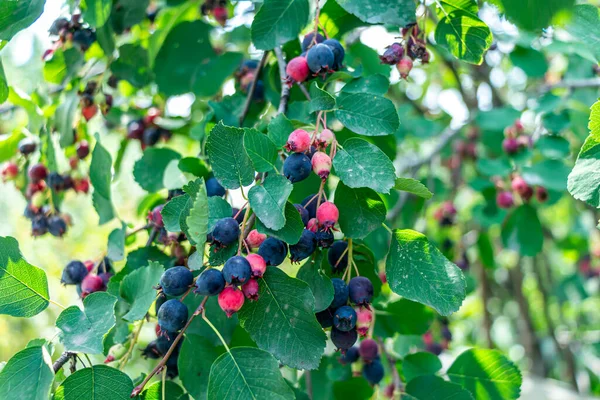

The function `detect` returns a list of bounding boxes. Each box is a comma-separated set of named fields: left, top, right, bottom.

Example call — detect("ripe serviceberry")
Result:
left=503, top=137, right=519, bottom=154
left=48, top=216, right=67, bottom=237
left=359, top=338, right=379, bottom=362
left=307, top=43, right=335, bottom=73
left=246, top=229, right=267, bottom=249
left=222, top=256, right=252, bottom=285
left=206, top=177, right=226, bottom=197
left=76, top=140, right=90, bottom=159
left=340, top=346, right=360, bottom=364
left=348, top=276, right=374, bottom=305
left=380, top=43, right=404, bottom=65
left=142, top=127, right=162, bottom=146
left=302, top=32, right=325, bottom=51
left=283, top=153, right=312, bottom=183
left=211, top=217, right=240, bottom=247
left=258, top=237, right=288, bottom=266
left=127, top=120, right=145, bottom=140
left=195, top=268, right=226, bottom=296
left=241, top=278, right=260, bottom=301
left=155, top=293, right=167, bottom=315
left=61, top=261, right=88, bottom=285
left=317, top=128, right=334, bottom=148
left=293, top=204, right=310, bottom=226
left=74, top=178, right=90, bottom=193
left=333, top=305, right=357, bottom=332
left=81, top=104, right=98, bottom=121
left=31, top=216, right=49, bottom=236
left=286, top=56, right=310, bottom=83
left=315, top=228, right=334, bottom=248
left=355, top=306, right=373, bottom=336
left=218, top=286, right=245, bottom=317
left=157, top=299, right=188, bottom=332
left=511, top=176, right=530, bottom=196
left=362, top=359, right=384, bottom=385
left=323, top=39, right=345, bottom=70
left=311, top=151, right=332, bottom=180
left=328, top=241, right=348, bottom=273
left=316, top=201, right=339, bottom=229
left=496, top=191, right=514, bottom=209
left=426, top=342, right=443, bottom=355
left=331, top=278, right=349, bottom=309
left=307, top=218, right=319, bottom=233
left=441, top=325, right=453, bottom=341
left=148, top=204, right=164, bottom=228
left=301, top=194, right=318, bottom=219
left=285, top=129, right=311, bottom=153
left=2, top=162, right=18, bottom=181
left=160, top=266, right=193, bottom=296
left=290, top=229, right=317, bottom=262
left=246, top=253, right=267, bottom=278
left=212, top=6, right=228, bottom=25
left=397, top=58, right=413, bottom=79
left=536, top=186, right=548, bottom=203
left=316, top=308, right=334, bottom=328
left=28, top=163, right=48, bottom=183
left=80, top=274, right=106, bottom=298
left=331, top=327, right=358, bottom=351
left=18, top=138, right=37, bottom=155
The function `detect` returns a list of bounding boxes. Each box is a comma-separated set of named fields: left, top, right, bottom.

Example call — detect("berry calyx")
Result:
left=195, top=268, right=226, bottom=296
left=315, top=228, right=334, bottom=248
left=246, top=253, right=267, bottom=278
left=241, top=278, right=260, bottom=301
left=246, top=229, right=267, bottom=249
left=160, top=266, right=193, bottom=296
left=222, top=256, right=252, bottom=285
left=348, top=276, right=374, bottom=306
left=286, top=56, right=310, bottom=83
left=311, top=151, right=332, bottom=180
left=333, top=305, right=357, bottom=332
left=285, top=129, right=311, bottom=153
left=397, top=58, right=413, bottom=79
left=218, top=286, right=245, bottom=317
left=148, top=204, right=164, bottom=228
left=316, top=201, right=339, bottom=229
left=157, top=299, right=188, bottom=332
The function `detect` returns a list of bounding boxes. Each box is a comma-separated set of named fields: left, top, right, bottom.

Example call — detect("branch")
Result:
left=376, top=338, right=402, bottom=394
left=541, top=77, right=600, bottom=92
left=239, top=51, right=270, bottom=126
left=53, top=351, right=76, bottom=373
left=274, top=47, right=290, bottom=115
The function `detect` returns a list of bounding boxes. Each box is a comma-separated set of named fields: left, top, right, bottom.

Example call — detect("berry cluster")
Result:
left=422, top=319, right=453, bottom=355
left=496, top=174, right=548, bottom=209
left=379, top=24, right=430, bottom=79
left=339, top=339, right=384, bottom=385
left=201, top=0, right=228, bottom=26
left=60, top=258, right=112, bottom=298
left=78, top=81, right=113, bottom=122
left=126, top=107, right=172, bottom=149
left=46, top=14, right=96, bottom=55
left=237, top=60, right=264, bottom=101
left=285, top=33, right=345, bottom=83
left=447, top=127, right=479, bottom=169
left=502, top=119, right=531, bottom=155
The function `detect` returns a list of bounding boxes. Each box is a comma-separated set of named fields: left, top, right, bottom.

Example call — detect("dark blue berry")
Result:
left=155, top=331, right=179, bottom=355
left=166, top=351, right=179, bottom=378
left=195, top=268, right=226, bottom=296
left=155, top=292, right=167, bottom=314
left=24, top=203, right=39, bottom=219
left=18, top=138, right=37, bottom=155
left=340, top=346, right=359, bottom=364
left=331, top=327, right=358, bottom=351
left=294, top=204, right=310, bottom=226
left=316, top=308, right=334, bottom=328
left=31, top=216, right=48, bottom=237
left=306, top=43, right=334, bottom=74
left=330, top=278, right=349, bottom=309
left=283, top=153, right=312, bottom=183
left=258, top=237, right=288, bottom=266
left=301, top=194, right=318, bottom=219
left=72, top=28, right=96, bottom=51
left=141, top=341, right=161, bottom=359
left=157, top=299, right=188, bottom=332
left=211, top=217, right=240, bottom=247
left=315, top=228, right=334, bottom=248
left=160, top=266, right=193, bottom=296
left=289, top=229, right=317, bottom=262
left=302, top=32, right=325, bottom=52
left=143, top=127, right=162, bottom=146
left=253, top=80, right=265, bottom=100
left=61, top=261, right=88, bottom=285
left=206, top=177, right=226, bottom=197
left=241, top=59, right=259, bottom=73
left=222, top=256, right=252, bottom=285
left=323, top=39, right=345, bottom=70
left=48, top=216, right=67, bottom=237
left=328, top=241, right=348, bottom=273
left=348, top=276, right=373, bottom=305
left=362, top=359, right=384, bottom=384
left=426, top=342, right=443, bottom=355
left=441, top=326, right=452, bottom=341
left=333, top=305, right=357, bottom=332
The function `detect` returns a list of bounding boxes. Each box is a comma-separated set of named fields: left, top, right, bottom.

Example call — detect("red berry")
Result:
left=77, top=140, right=90, bottom=159
left=536, top=186, right=548, bottom=203
left=81, top=274, right=106, bottom=298
left=496, top=191, right=514, bottom=209
left=358, top=338, right=379, bottom=362
left=74, top=178, right=90, bottom=193
left=286, top=56, right=310, bottom=83
left=241, top=278, right=260, bottom=301
left=144, top=107, right=161, bottom=125
left=212, top=6, right=228, bottom=26
left=218, top=287, right=245, bottom=317
left=246, top=229, right=267, bottom=249
left=148, top=204, right=164, bottom=228
left=246, top=254, right=267, bottom=278
left=69, top=156, right=79, bottom=169
left=1, top=162, right=18, bottom=181
left=316, top=201, right=339, bottom=229
left=397, top=58, right=413, bottom=79
left=285, top=129, right=311, bottom=153
left=311, top=151, right=332, bottom=180
left=355, top=306, right=373, bottom=337
left=84, top=260, right=95, bottom=272
left=307, top=218, right=319, bottom=232
left=514, top=119, right=524, bottom=133
left=502, top=137, right=519, bottom=154
left=422, top=331, right=433, bottom=346
left=82, top=104, right=98, bottom=121
left=28, top=163, right=48, bottom=183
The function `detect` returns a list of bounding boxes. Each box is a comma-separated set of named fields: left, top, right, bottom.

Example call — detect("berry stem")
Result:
left=126, top=224, right=150, bottom=238
left=333, top=244, right=350, bottom=270
left=48, top=298, right=66, bottom=310
left=381, top=223, right=393, bottom=234
left=237, top=208, right=253, bottom=255
left=316, top=179, right=326, bottom=208
left=202, top=308, right=231, bottom=353
left=118, top=318, right=145, bottom=370
left=376, top=337, right=403, bottom=394
left=274, top=47, right=290, bottom=115
left=239, top=51, right=269, bottom=126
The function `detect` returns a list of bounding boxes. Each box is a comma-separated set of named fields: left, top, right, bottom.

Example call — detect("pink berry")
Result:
left=422, top=331, right=433, bottom=346
left=318, top=128, right=334, bottom=148
left=286, top=56, right=310, bottom=83
left=84, top=260, right=95, bottom=272
left=218, top=287, right=245, bottom=317
left=81, top=274, right=106, bottom=298
left=246, top=253, right=267, bottom=278
left=246, top=229, right=267, bottom=249
left=442, top=201, right=456, bottom=217
left=514, top=119, right=524, bottom=133
left=1, top=162, right=18, bottom=181
left=75, top=178, right=90, bottom=193
left=311, top=151, right=332, bottom=180
left=510, top=176, right=529, bottom=196
left=148, top=204, right=164, bottom=228
left=517, top=135, right=532, bottom=148
left=241, top=278, right=260, bottom=301
left=316, top=201, right=339, bottom=229
left=397, top=58, right=413, bottom=79
left=307, top=218, right=319, bottom=232
left=502, top=137, right=519, bottom=154
left=285, top=129, right=311, bottom=153
left=536, top=186, right=548, bottom=203
left=496, top=191, right=514, bottom=209
left=355, top=306, right=373, bottom=337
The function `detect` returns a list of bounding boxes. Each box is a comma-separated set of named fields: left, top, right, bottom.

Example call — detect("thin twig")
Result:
left=239, top=51, right=270, bottom=126
left=541, top=77, right=600, bottom=92
left=274, top=47, right=290, bottom=115
left=376, top=338, right=402, bottom=394
left=53, top=351, right=77, bottom=372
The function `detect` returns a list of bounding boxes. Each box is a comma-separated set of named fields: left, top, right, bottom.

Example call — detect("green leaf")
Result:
left=56, top=292, right=118, bottom=354
left=374, top=299, right=434, bottom=336
left=566, top=5, right=600, bottom=62
left=402, top=352, right=443, bottom=382
left=81, top=0, right=112, bottom=27
left=95, top=22, right=115, bottom=55
left=332, top=377, right=373, bottom=399
left=0, top=129, right=23, bottom=162
left=309, top=82, right=336, bottom=113
left=406, top=375, right=474, bottom=400
left=55, top=89, right=80, bottom=147
left=0, top=60, right=7, bottom=104
left=206, top=122, right=255, bottom=189
left=268, top=113, right=295, bottom=148
left=238, top=268, right=327, bottom=369
left=501, top=205, right=543, bottom=256
left=536, top=135, right=570, bottom=159
left=251, top=0, right=309, bottom=50
left=509, top=46, right=548, bottom=78
left=447, top=349, right=522, bottom=400
left=179, top=335, right=222, bottom=400
left=162, top=195, right=189, bottom=232
left=53, top=365, right=133, bottom=400
left=111, top=44, right=152, bottom=87
left=208, top=197, right=233, bottom=233
left=90, top=135, right=116, bottom=224
left=107, top=222, right=126, bottom=261
left=335, top=92, right=400, bottom=136
left=297, top=252, right=334, bottom=312
left=385, top=229, right=466, bottom=316
left=244, top=128, right=279, bottom=172
left=179, top=179, right=202, bottom=244
left=521, top=159, right=570, bottom=192
left=435, top=1, right=492, bottom=64
left=342, top=74, right=389, bottom=96
left=255, top=202, right=304, bottom=245
left=0, top=346, right=54, bottom=400
left=133, top=148, right=181, bottom=192
left=186, top=177, right=209, bottom=246
left=192, top=52, right=245, bottom=98
left=501, top=0, right=574, bottom=32
left=334, top=182, right=386, bottom=239
left=140, top=381, right=189, bottom=400
left=0, top=236, right=49, bottom=317
left=184, top=295, right=238, bottom=346
left=0, top=0, right=45, bottom=41
left=394, top=178, right=433, bottom=199
left=249, top=174, right=293, bottom=230
left=179, top=157, right=210, bottom=178
left=333, top=138, right=396, bottom=194
left=120, top=261, right=164, bottom=322
left=336, top=0, right=415, bottom=26
left=208, top=347, right=295, bottom=400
